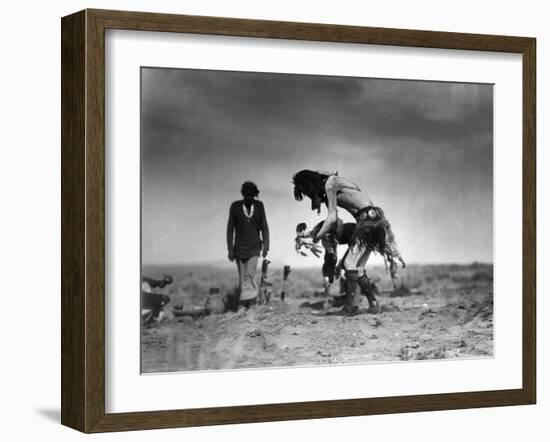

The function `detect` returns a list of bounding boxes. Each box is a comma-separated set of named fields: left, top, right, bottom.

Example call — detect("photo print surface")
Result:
left=140, top=67, right=493, bottom=374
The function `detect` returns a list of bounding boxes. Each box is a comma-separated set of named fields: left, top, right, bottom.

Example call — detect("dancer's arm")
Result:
left=314, top=175, right=339, bottom=239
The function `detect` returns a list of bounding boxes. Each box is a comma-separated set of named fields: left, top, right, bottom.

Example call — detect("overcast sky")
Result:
left=141, top=67, right=493, bottom=267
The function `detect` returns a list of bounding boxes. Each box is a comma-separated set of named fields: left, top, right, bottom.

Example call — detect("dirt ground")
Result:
left=141, top=263, right=493, bottom=373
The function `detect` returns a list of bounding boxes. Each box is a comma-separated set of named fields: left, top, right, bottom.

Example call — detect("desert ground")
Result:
left=141, top=263, right=493, bottom=373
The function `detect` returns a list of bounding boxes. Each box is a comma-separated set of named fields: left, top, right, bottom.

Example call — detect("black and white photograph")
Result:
left=2, top=0, right=545, bottom=437
left=140, top=67, right=494, bottom=374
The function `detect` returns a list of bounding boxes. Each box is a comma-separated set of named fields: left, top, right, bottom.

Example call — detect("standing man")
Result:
left=227, top=181, right=270, bottom=308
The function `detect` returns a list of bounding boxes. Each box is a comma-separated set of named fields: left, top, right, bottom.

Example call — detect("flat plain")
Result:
left=141, top=263, right=493, bottom=373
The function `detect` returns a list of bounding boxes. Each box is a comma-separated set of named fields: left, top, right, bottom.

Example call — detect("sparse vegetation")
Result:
left=141, top=263, right=493, bottom=373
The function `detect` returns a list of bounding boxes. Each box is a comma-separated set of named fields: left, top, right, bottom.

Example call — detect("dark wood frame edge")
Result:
left=61, top=9, right=536, bottom=433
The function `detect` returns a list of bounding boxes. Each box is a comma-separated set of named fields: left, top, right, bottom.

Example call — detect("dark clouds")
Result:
left=141, top=67, right=493, bottom=266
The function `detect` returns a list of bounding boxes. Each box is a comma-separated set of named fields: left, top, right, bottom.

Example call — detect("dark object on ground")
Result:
left=387, top=284, right=424, bottom=297
left=141, top=274, right=173, bottom=325
left=142, top=292, right=171, bottom=324
left=172, top=304, right=207, bottom=319
left=142, top=274, right=173, bottom=289
left=258, top=259, right=273, bottom=305
left=392, top=284, right=411, bottom=296
left=240, top=298, right=257, bottom=309
left=225, top=289, right=240, bottom=312
left=300, top=300, right=326, bottom=310
left=281, top=265, right=291, bottom=301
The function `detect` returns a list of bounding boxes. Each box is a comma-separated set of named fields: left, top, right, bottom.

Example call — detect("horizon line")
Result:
left=142, top=260, right=494, bottom=268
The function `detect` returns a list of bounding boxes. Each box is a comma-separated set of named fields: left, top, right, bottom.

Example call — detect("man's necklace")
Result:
left=242, top=203, right=254, bottom=221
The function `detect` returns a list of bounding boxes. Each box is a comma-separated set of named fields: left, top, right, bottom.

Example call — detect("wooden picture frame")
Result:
left=61, top=8, right=536, bottom=433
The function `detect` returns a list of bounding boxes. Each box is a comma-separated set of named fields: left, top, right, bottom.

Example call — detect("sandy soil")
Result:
left=141, top=263, right=493, bottom=373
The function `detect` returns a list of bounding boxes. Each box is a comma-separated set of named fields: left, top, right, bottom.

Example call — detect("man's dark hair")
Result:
left=241, top=181, right=260, bottom=197
left=292, top=170, right=330, bottom=213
